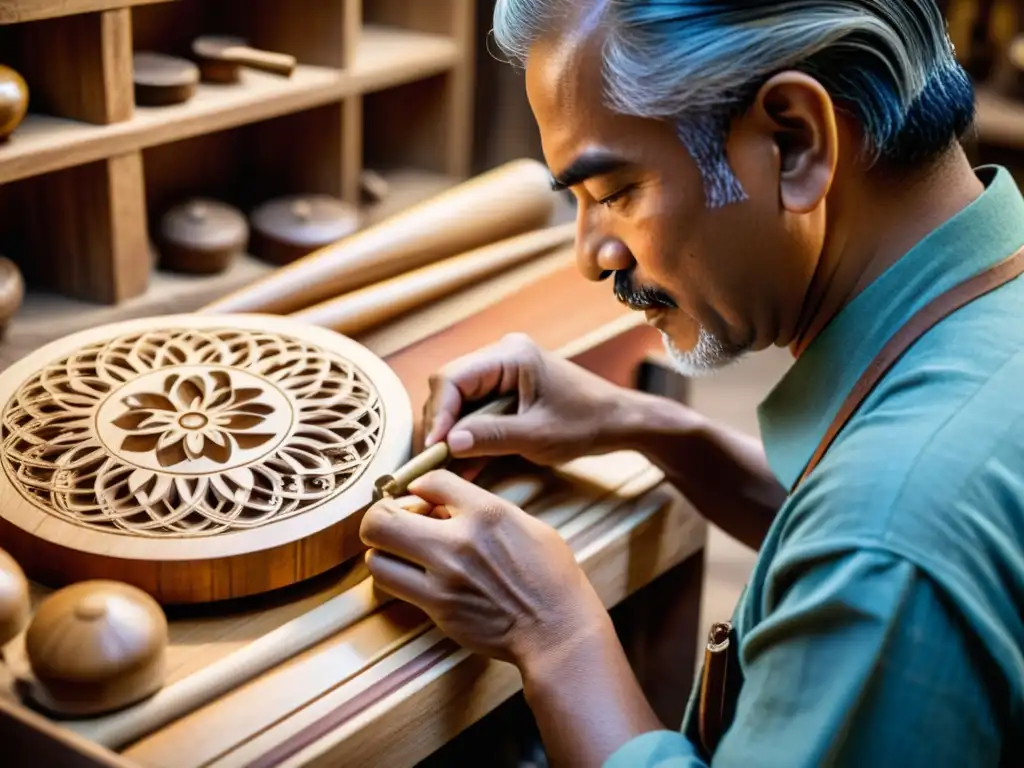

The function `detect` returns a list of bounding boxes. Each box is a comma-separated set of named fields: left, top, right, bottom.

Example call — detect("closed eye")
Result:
left=598, top=184, right=635, bottom=208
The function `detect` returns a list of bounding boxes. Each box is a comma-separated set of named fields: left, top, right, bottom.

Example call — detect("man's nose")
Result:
left=575, top=215, right=633, bottom=282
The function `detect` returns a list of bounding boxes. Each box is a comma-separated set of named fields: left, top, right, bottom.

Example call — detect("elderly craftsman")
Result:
left=359, top=1, right=1024, bottom=766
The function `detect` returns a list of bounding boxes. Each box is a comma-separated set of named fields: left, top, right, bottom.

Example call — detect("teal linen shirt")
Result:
left=606, top=165, right=1024, bottom=767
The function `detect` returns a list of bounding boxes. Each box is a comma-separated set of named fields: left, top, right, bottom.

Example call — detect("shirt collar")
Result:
left=757, top=165, right=1024, bottom=491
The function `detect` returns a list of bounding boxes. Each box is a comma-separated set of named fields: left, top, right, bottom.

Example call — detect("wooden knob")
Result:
left=0, top=64, right=29, bottom=143
left=0, top=548, right=30, bottom=650
left=24, top=580, right=168, bottom=717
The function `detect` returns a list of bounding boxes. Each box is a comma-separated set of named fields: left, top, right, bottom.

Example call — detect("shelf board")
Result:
left=0, top=0, right=168, bottom=25
left=0, top=25, right=460, bottom=184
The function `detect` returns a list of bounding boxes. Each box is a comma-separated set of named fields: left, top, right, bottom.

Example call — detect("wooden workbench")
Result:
left=0, top=251, right=708, bottom=767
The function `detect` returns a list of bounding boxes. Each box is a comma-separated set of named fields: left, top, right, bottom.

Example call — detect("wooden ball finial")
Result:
left=24, top=580, right=168, bottom=717
left=0, top=64, right=29, bottom=143
left=0, top=547, right=30, bottom=649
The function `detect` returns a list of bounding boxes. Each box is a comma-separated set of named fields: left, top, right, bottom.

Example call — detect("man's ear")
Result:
left=749, top=71, right=838, bottom=214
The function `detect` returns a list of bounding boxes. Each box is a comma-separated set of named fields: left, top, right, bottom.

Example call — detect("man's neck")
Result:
left=789, top=149, right=985, bottom=357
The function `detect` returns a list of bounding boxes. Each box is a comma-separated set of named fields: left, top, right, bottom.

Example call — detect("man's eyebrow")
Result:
left=550, top=151, right=630, bottom=191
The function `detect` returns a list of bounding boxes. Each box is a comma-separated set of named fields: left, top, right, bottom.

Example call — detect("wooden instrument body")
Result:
left=0, top=314, right=413, bottom=605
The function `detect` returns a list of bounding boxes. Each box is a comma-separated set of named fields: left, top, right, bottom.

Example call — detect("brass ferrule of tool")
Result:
left=371, top=393, right=518, bottom=502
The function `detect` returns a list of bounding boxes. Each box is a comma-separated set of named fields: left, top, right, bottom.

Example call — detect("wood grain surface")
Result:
left=0, top=215, right=691, bottom=767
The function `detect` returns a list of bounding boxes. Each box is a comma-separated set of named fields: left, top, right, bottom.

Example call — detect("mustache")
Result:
left=613, top=269, right=677, bottom=311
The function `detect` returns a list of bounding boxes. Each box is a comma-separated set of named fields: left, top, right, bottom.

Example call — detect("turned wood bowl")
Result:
left=0, top=314, right=412, bottom=605
left=0, top=64, right=29, bottom=143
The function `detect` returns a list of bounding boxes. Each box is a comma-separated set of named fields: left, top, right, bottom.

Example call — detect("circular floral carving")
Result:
left=0, top=327, right=385, bottom=537
left=96, top=367, right=291, bottom=474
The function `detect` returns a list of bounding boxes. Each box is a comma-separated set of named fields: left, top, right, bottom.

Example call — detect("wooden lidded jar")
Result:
left=0, top=64, right=29, bottom=143
left=158, top=198, right=249, bottom=274
left=25, top=580, right=168, bottom=716
left=250, top=195, right=360, bottom=265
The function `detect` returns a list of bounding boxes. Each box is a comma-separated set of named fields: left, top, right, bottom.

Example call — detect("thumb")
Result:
left=444, top=411, right=543, bottom=458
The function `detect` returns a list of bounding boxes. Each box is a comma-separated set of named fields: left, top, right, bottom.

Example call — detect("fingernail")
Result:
left=446, top=429, right=473, bottom=453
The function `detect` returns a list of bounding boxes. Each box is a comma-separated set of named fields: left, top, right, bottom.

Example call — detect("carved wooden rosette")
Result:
left=0, top=315, right=413, bottom=605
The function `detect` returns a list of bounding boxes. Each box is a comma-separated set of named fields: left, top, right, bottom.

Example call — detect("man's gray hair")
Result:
left=493, top=0, right=974, bottom=207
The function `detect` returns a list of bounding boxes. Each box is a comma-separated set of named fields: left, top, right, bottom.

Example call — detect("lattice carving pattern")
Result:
left=0, top=328, right=386, bottom=537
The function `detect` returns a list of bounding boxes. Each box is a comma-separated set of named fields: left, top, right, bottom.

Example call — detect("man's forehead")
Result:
left=525, top=31, right=603, bottom=106
left=525, top=33, right=611, bottom=167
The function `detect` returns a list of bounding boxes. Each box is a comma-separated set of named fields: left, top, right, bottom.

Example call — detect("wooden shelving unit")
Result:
left=0, top=0, right=476, bottom=308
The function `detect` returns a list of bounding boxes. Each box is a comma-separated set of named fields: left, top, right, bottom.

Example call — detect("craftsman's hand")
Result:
left=360, top=469, right=607, bottom=667
left=423, top=332, right=630, bottom=466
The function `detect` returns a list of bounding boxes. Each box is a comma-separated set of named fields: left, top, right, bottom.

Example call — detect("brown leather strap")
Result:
left=794, top=245, right=1024, bottom=491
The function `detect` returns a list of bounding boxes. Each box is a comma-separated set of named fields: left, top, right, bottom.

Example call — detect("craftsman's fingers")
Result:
left=359, top=497, right=453, bottom=569
left=423, top=334, right=539, bottom=447
left=444, top=411, right=546, bottom=459
left=406, top=469, right=512, bottom=519
left=363, top=549, right=437, bottom=609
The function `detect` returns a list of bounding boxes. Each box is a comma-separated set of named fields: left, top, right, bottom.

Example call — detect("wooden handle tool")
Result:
left=192, top=36, right=296, bottom=78
left=200, top=159, right=561, bottom=316
left=291, top=223, right=575, bottom=335
left=372, top=394, right=518, bottom=501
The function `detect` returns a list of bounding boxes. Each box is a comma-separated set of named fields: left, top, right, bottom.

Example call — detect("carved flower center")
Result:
left=178, top=412, right=208, bottom=430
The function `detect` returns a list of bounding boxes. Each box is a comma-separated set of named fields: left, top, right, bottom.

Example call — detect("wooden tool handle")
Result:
left=200, top=159, right=560, bottom=316
left=192, top=36, right=297, bottom=77
left=290, top=223, right=575, bottom=335
left=372, top=393, right=519, bottom=501
left=222, top=46, right=296, bottom=76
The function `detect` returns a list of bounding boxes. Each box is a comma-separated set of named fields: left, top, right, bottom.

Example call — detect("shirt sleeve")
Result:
left=603, top=548, right=1002, bottom=767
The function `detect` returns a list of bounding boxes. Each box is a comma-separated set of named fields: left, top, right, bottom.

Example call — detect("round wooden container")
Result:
left=0, top=314, right=413, bottom=605
left=157, top=198, right=248, bottom=274
left=24, top=580, right=168, bottom=717
left=0, top=64, right=29, bottom=142
left=133, top=52, right=200, bottom=107
left=250, top=195, right=360, bottom=265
